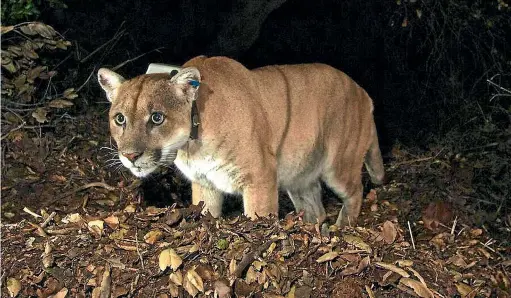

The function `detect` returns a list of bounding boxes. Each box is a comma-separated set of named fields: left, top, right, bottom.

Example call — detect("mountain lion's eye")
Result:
left=114, top=113, right=125, bottom=126
left=151, top=112, right=165, bottom=125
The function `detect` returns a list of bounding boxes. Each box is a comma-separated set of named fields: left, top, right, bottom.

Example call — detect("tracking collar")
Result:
left=189, top=80, right=201, bottom=140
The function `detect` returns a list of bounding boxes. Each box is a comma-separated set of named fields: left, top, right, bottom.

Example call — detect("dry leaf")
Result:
left=399, top=278, right=434, bottom=298
left=168, top=283, right=179, bottom=298
left=27, top=66, right=46, bottom=82
left=144, top=230, right=163, bottom=245
left=340, top=255, right=370, bottom=276
left=407, top=267, right=427, bottom=287
left=7, top=277, right=21, bottom=297
left=448, top=255, right=468, bottom=269
left=48, top=287, right=68, bottom=298
left=63, top=88, right=78, bottom=99
left=287, top=285, right=296, bottom=298
left=245, top=266, right=257, bottom=284
left=104, top=215, right=119, bottom=229
left=343, top=234, right=372, bottom=253
left=124, top=204, right=137, bottom=213
left=1, top=25, right=15, bottom=34
left=159, top=249, right=172, bottom=271
left=395, top=260, right=414, bottom=267
left=35, top=23, right=57, bottom=39
left=42, top=241, right=54, bottom=268
left=3, top=61, right=17, bottom=73
left=470, top=228, right=483, bottom=237
left=13, top=74, right=26, bottom=88
left=267, top=242, right=277, bottom=255
left=416, top=9, right=422, bottom=19
left=48, top=99, right=74, bottom=108
left=183, top=277, right=199, bottom=297
left=165, top=209, right=182, bottom=226
left=455, top=282, right=475, bottom=297
left=92, top=266, right=112, bottom=298
left=422, top=201, right=453, bottom=231
left=56, top=40, right=71, bottom=50
left=229, top=259, right=237, bottom=275
left=316, top=251, right=339, bottom=263
left=169, top=270, right=183, bottom=286
left=145, top=206, right=167, bottom=216
left=20, top=24, right=38, bottom=35
left=20, top=23, right=56, bottom=38
left=381, top=221, right=397, bottom=244
left=62, top=213, right=83, bottom=224
left=365, top=189, right=377, bottom=203
left=365, top=285, right=375, bottom=298
left=32, top=107, right=49, bottom=123
left=159, top=248, right=182, bottom=271
left=188, top=244, right=199, bottom=253
left=87, top=220, right=104, bottom=237
left=214, top=279, right=232, bottom=298
left=21, top=42, right=39, bottom=59
left=402, top=17, right=408, bottom=27
left=374, top=262, right=410, bottom=277
left=429, top=232, right=448, bottom=249
left=495, top=270, right=511, bottom=291
left=186, top=268, right=205, bottom=292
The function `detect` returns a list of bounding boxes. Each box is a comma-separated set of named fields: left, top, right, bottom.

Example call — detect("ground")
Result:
left=1, top=105, right=510, bottom=298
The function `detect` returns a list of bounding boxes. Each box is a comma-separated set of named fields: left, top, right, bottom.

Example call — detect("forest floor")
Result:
left=1, top=105, right=510, bottom=298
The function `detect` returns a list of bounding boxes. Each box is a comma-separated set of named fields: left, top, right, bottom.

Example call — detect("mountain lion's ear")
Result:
left=170, top=67, right=201, bottom=101
left=98, top=68, right=126, bottom=102
left=171, top=67, right=200, bottom=85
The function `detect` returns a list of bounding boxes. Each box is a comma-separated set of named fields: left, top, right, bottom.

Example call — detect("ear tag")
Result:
left=189, top=80, right=200, bottom=88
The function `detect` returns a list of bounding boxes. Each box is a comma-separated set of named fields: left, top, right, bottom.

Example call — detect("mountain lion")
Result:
left=98, top=56, right=384, bottom=226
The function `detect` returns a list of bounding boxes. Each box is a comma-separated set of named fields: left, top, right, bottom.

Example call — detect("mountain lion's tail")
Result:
left=364, top=121, right=385, bottom=185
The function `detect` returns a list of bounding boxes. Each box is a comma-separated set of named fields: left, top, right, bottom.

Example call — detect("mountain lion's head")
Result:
left=97, top=67, right=200, bottom=177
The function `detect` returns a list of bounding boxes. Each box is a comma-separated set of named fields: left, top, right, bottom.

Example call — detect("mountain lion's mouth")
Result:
left=129, top=165, right=159, bottom=178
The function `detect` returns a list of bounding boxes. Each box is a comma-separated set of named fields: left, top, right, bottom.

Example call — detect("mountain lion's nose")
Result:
left=122, top=151, right=143, bottom=162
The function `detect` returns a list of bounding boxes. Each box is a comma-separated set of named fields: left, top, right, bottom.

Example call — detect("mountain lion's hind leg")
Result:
left=286, top=181, right=326, bottom=224
left=192, top=182, right=224, bottom=218
left=334, top=185, right=363, bottom=227
left=323, top=170, right=363, bottom=227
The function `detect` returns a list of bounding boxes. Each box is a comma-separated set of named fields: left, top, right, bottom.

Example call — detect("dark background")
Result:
left=41, top=0, right=510, bottom=151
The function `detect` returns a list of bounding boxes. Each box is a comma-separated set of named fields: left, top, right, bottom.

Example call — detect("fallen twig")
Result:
left=407, top=221, right=416, bottom=250
left=55, top=182, right=117, bottom=201
left=28, top=222, right=48, bottom=237
left=23, top=207, right=42, bottom=219
left=392, top=148, right=446, bottom=167
left=232, top=239, right=277, bottom=278
left=129, top=274, right=140, bottom=298
left=135, top=228, right=145, bottom=270
left=450, top=216, right=458, bottom=235
left=40, top=211, right=57, bottom=228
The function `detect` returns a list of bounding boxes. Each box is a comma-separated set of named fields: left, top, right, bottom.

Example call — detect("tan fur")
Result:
left=98, top=56, right=385, bottom=226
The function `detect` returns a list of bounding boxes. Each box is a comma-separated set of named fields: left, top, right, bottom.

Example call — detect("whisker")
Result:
left=104, top=157, right=121, bottom=163
left=114, top=164, right=124, bottom=173
left=99, top=146, right=116, bottom=151
left=105, top=163, right=122, bottom=169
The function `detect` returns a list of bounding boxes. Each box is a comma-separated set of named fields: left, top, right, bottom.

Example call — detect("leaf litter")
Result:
left=1, top=110, right=510, bottom=297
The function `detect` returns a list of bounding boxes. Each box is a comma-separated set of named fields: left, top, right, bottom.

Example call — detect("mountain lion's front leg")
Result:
left=192, top=182, right=224, bottom=218
left=243, top=181, right=279, bottom=219
left=242, top=161, right=279, bottom=219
